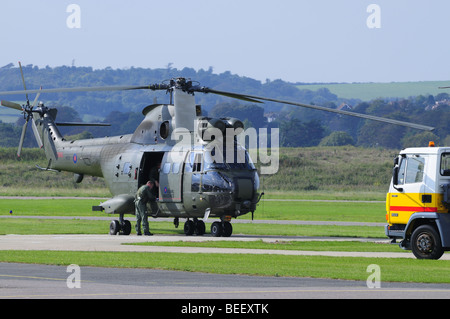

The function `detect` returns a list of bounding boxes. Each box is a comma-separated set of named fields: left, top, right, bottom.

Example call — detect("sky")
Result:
left=0, top=0, right=449, bottom=83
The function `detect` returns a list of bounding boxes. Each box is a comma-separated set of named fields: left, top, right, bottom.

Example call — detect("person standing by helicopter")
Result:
left=148, top=162, right=161, bottom=198
left=135, top=181, right=156, bottom=236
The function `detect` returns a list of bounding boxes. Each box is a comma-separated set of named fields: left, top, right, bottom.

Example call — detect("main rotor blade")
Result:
left=31, top=119, right=43, bottom=149
left=31, top=90, right=41, bottom=108
left=0, top=84, right=169, bottom=96
left=55, top=122, right=111, bottom=127
left=18, top=61, right=29, bottom=104
left=209, top=91, right=434, bottom=131
left=17, top=118, right=28, bottom=158
left=1, top=100, right=22, bottom=111
left=199, top=88, right=263, bottom=104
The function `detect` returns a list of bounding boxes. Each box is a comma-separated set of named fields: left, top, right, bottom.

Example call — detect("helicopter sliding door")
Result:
left=159, top=151, right=188, bottom=203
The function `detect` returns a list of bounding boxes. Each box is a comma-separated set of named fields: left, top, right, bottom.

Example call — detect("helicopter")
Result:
left=0, top=64, right=435, bottom=237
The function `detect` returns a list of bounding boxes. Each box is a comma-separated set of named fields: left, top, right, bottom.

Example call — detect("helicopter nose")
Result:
left=242, top=200, right=251, bottom=209
left=235, top=179, right=254, bottom=201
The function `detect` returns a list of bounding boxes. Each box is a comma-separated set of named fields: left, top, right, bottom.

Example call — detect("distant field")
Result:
left=0, top=107, right=21, bottom=124
left=297, top=81, right=450, bottom=101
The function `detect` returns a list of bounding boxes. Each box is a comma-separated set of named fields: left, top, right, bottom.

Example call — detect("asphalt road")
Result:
left=1, top=234, right=450, bottom=300
left=1, top=262, right=450, bottom=300
left=0, top=196, right=447, bottom=300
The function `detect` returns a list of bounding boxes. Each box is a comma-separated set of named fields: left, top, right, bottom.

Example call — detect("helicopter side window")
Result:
left=172, top=162, right=181, bottom=174
left=122, top=162, right=132, bottom=175
left=162, top=163, right=171, bottom=174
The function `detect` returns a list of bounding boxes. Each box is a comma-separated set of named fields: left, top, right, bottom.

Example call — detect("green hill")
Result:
left=259, top=146, right=395, bottom=197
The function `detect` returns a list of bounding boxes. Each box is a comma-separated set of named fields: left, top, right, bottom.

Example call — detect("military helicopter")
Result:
left=0, top=65, right=434, bottom=237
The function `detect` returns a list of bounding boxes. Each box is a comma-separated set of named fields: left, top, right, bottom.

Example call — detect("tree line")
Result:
left=0, top=64, right=448, bottom=149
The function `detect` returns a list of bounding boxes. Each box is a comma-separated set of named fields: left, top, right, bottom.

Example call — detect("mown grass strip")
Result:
left=128, top=240, right=404, bottom=253
left=0, top=198, right=387, bottom=223
left=0, top=218, right=385, bottom=238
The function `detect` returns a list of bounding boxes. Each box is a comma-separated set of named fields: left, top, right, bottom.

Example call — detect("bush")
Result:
left=320, top=131, right=355, bottom=146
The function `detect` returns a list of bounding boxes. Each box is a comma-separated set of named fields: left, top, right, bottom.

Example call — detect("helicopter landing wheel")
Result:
left=222, top=222, right=233, bottom=237
left=184, top=220, right=195, bottom=236
left=109, top=220, right=121, bottom=235
left=210, top=221, right=223, bottom=237
left=211, top=221, right=233, bottom=237
left=120, top=220, right=132, bottom=236
left=194, top=219, right=205, bottom=236
left=109, top=219, right=131, bottom=235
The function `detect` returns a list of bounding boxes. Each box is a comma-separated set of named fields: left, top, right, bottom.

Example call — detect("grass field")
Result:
left=1, top=197, right=449, bottom=283
left=0, top=198, right=387, bottom=238
left=0, top=218, right=385, bottom=238
left=0, top=146, right=395, bottom=196
left=297, top=81, right=450, bottom=101
left=1, top=146, right=448, bottom=284
left=0, top=198, right=386, bottom=222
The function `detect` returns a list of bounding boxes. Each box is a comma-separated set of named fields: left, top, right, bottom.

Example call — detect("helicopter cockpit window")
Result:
left=204, top=146, right=255, bottom=171
left=185, top=152, right=194, bottom=173
left=204, top=148, right=227, bottom=171
left=202, top=171, right=233, bottom=193
left=193, top=153, right=202, bottom=172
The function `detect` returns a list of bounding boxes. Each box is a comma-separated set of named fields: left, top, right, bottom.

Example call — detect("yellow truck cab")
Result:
left=386, top=144, right=450, bottom=259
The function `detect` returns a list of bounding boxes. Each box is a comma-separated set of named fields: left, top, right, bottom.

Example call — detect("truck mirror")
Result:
left=392, top=166, right=399, bottom=185
left=393, top=157, right=399, bottom=167
left=392, top=166, right=403, bottom=192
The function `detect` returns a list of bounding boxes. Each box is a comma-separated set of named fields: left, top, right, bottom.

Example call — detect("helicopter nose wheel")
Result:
left=109, top=215, right=132, bottom=235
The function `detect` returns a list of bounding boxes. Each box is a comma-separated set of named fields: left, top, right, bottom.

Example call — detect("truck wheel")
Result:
left=411, top=225, right=444, bottom=260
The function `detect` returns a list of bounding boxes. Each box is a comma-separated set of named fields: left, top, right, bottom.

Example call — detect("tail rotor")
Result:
left=0, top=62, right=43, bottom=158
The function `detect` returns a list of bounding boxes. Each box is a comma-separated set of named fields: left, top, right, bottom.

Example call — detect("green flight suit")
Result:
left=135, top=184, right=156, bottom=235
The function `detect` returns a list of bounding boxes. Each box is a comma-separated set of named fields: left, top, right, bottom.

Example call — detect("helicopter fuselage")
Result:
left=35, top=92, right=261, bottom=230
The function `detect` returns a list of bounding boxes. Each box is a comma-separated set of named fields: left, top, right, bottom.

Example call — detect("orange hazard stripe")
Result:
left=390, top=206, right=437, bottom=212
